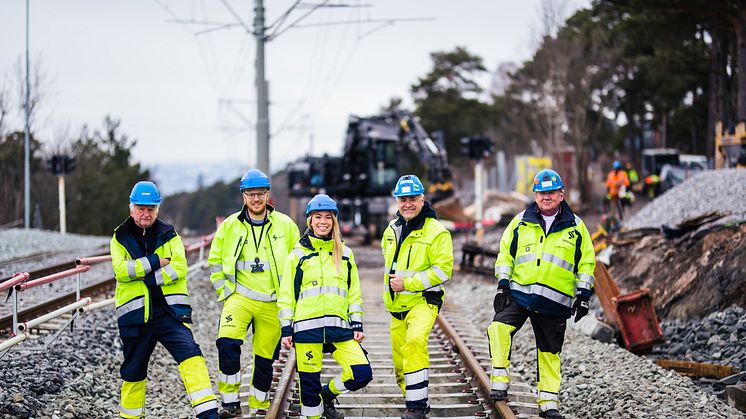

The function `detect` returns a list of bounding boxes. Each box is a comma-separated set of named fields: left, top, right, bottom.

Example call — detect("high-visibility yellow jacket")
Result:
left=208, top=204, right=300, bottom=302
left=381, top=202, right=453, bottom=314
left=111, top=218, right=190, bottom=328
left=495, top=201, right=595, bottom=318
left=278, top=233, right=363, bottom=343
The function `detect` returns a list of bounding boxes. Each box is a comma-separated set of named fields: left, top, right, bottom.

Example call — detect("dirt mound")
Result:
left=608, top=223, right=746, bottom=321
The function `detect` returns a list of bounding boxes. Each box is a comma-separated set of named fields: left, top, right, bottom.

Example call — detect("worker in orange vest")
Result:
left=605, top=161, right=629, bottom=219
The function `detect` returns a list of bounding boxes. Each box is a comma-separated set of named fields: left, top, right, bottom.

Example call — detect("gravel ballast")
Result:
left=447, top=277, right=745, bottom=419
left=625, top=169, right=746, bottom=230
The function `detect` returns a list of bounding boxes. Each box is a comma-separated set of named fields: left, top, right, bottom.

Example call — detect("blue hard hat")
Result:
left=532, top=169, right=564, bottom=192
left=612, top=160, right=622, bottom=170
left=129, top=181, right=162, bottom=205
left=393, top=174, right=425, bottom=197
left=239, top=169, right=270, bottom=191
left=306, top=194, right=338, bottom=216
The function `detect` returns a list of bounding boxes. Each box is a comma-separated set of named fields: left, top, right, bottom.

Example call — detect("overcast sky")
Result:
left=1, top=0, right=589, bottom=174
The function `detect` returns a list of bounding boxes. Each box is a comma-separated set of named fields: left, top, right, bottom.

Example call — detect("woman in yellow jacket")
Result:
left=278, top=194, right=372, bottom=419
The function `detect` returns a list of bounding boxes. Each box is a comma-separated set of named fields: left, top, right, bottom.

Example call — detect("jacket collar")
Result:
left=114, top=216, right=176, bottom=257
left=299, top=229, right=334, bottom=251
left=522, top=200, right=576, bottom=234
left=238, top=203, right=275, bottom=223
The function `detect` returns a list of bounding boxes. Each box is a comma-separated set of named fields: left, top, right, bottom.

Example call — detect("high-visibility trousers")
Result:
left=215, top=294, right=281, bottom=410
left=295, top=340, right=372, bottom=419
left=487, top=302, right=566, bottom=413
left=119, top=307, right=218, bottom=419
left=390, top=303, right=439, bottom=410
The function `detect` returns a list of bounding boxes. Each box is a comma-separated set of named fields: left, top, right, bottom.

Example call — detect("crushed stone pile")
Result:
left=625, top=169, right=746, bottom=230
left=654, top=305, right=746, bottom=397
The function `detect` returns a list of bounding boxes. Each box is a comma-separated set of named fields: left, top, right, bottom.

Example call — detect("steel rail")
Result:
left=265, top=349, right=297, bottom=419
left=437, top=314, right=517, bottom=419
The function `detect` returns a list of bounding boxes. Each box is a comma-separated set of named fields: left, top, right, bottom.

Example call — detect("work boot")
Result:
left=321, top=386, right=344, bottom=419
left=401, top=408, right=426, bottom=419
left=489, top=389, right=509, bottom=401
left=219, top=405, right=242, bottom=418
left=539, top=409, right=564, bottom=419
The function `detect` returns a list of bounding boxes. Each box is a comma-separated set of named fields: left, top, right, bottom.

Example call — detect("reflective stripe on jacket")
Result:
left=208, top=204, right=300, bottom=302
left=495, top=201, right=595, bottom=318
left=277, top=233, right=363, bottom=343
left=381, top=203, right=454, bottom=313
left=111, top=218, right=190, bottom=328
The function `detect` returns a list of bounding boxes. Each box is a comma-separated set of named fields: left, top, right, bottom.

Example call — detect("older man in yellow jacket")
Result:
left=488, top=169, right=595, bottom=419
left=382, top=175, right=454, bottom=419
left=112, top=181, right=218, bottom=419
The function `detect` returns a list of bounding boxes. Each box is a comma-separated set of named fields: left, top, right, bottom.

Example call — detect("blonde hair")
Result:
left=306, top=212, right=343, bottom=272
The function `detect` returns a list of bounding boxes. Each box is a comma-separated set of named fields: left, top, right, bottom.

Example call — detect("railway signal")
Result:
left=46, top=154, right=77, bottom=234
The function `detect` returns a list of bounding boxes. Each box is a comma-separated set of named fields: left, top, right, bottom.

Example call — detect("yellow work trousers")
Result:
left=216, top=294, right=280, bottom=410
left=488, top=302, right=565, bottom=413
left=390, top=302, right=439, bottom=410
left=295, top=339, right=371, bottom=419
left=120, top=356, right=217, bottom=418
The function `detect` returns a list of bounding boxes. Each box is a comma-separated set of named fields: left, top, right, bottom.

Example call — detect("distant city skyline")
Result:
left=1, top=0, right=589, bottom=173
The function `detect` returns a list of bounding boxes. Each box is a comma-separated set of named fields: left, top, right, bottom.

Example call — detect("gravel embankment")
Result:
left=625, top=169, right=746, bottom=230
left=447, top=275, right=746, bottom=419
left=0, top=229, right=109, bottom=266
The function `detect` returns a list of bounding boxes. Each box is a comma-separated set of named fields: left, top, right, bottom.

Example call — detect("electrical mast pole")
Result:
left=24, top=0, right=31, bottom=228
left=255, top=0, right=269, bottom=174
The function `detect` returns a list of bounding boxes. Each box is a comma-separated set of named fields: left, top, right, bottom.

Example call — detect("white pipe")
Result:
left=18, top=298, right=91, bottom=332
left=0, top=332, right=29, bottom=352
left=82, top=298, right=115, bottom=312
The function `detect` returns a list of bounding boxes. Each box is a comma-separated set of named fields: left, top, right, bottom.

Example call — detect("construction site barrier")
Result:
left=17, top=297, right=91, bottom=333
left=14, top=265, right=90, bottom=292
left=75, top=255, right=112, bottom=266
left=1, top=233, right=215, bottom=353
left=82, top=298, right=115, bottom=312
left=0, top=272, right=30, bottom=293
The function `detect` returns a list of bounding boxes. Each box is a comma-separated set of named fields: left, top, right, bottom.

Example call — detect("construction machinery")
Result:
left=715, top=121, right=746, bottom=168
left=287, top=110, right=454, bottom=241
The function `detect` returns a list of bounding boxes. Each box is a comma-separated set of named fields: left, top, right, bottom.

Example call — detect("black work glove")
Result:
left=571, top=296, right=590, bottom=323
left=493, top=286, right=511, bottom=314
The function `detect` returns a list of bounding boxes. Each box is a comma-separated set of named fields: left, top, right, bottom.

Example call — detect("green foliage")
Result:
left=0, top=116, right=150, bottom=234
left=61, top=116, right=151, bottom=235
left=411, top=46, right=493, bottom=165
left=159, top=179, right=242, bottom=234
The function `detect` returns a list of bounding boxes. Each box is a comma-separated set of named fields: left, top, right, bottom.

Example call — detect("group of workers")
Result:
left=111, top=167, right=595, bottom=419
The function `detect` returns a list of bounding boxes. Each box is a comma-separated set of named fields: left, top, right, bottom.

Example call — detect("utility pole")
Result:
left=23, top=0, right=31, bottom=228
left=255, top=0, right=269, bottom=174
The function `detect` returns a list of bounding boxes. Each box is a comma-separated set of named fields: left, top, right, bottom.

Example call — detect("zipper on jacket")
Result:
left=405, top=246, right=413, bottom=269
left=233, top=236, right=244, bottom=258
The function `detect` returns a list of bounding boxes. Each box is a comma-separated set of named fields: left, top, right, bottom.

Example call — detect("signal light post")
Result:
left=47, top=155, right=76, bottom=234
left=460, top=136, right=494, bottom=244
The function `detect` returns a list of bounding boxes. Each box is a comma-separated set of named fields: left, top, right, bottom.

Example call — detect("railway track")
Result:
left=236, top=270, right=541, bottom=419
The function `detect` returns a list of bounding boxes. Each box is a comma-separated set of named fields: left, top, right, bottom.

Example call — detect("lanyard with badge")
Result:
left=250, top=222, right=266, bottom=273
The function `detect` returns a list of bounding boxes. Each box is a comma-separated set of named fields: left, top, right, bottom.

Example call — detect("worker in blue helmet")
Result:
left=278, top=194, right=372, bottom=419
left=382, top=174, right=454, bottom=419
left=208, top=169, right=300, bottom=417
left=111, top=181, right=219, bottom=419
left=488, top=169, right=595, bottom=419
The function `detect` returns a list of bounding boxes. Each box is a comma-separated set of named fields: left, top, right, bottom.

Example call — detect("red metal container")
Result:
left=612, top=288, right=664, bottom=354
